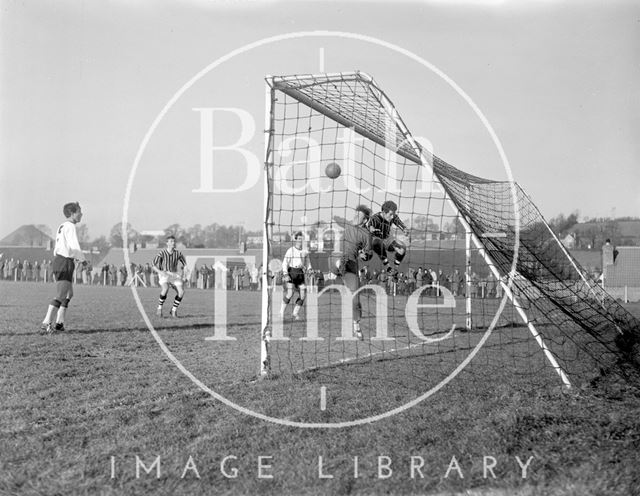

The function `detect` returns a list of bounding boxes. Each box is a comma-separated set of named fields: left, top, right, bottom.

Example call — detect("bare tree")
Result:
left=110, top=222, right=139, bottom=248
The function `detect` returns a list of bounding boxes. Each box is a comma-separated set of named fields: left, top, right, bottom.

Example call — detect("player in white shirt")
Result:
left=280, top=231, right=312, bottom=321
left=40, top=202, right=86, bottom=333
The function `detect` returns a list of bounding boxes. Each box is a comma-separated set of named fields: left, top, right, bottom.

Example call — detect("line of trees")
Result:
left=77, top=222, right=262, bottom=253
left=67, top=212, right=639, bottom=254
left=549, top=212, right=640, bottom=249
left=548, top=211, right=580, bottom=236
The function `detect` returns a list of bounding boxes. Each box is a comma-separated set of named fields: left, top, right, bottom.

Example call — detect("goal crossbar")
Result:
left=261, top=70, right=640, bottom=390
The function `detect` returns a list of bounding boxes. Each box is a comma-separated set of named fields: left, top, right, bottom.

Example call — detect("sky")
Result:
left=1, top=0, right=639, bottom=241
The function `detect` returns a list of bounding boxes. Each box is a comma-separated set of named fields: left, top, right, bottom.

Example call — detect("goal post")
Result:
left=260, top=70, right=640, bottom=394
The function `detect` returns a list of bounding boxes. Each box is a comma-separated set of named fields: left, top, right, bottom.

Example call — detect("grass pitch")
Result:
left=1, top=280, right=640, bottom=495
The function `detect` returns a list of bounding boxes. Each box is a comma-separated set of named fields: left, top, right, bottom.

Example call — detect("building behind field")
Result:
left=0, top=224, right=53, bottom=248
left=0, top=225, right=55, bottom=270
left=0, top=224, right=105, bottom=267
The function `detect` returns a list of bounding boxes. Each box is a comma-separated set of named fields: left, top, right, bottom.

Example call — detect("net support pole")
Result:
left=462, top=217, right=573, bottom=388
left=465, top=225, right=472, bottom=331
left=377, top=89, right=573, bottom=389
left=467, top=226, right=573, bottom=388
left=464, top=188, right=472, bottom=331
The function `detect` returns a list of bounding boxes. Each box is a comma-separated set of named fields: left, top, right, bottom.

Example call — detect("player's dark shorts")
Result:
left=287, top=267, right=306, bottom=286
left=52, top=255, right=75, bottom=282
left=344, top=259, right=358, bottom=275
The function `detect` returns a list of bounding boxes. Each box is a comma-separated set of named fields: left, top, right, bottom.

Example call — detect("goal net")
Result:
left=261, top=71, right=640, bottom=409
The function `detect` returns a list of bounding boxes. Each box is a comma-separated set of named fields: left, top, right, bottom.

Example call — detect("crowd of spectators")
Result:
left=354, top=265, right=503, bottom=299
left=1, top=258, right=57, bottom=283
left=1, top=256, right=503, bottom=298
left=190, top=264, right=264, bottom=291
left=0, top=257, right=268, bottom=291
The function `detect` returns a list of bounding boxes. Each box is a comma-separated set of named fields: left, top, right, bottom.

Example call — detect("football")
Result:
left=325, top=162, right=341, bottom=179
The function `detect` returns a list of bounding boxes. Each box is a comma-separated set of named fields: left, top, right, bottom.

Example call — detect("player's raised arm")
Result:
left=331, top=215, right=345, bottom=228
left=392, top=214, right=408, bottom=233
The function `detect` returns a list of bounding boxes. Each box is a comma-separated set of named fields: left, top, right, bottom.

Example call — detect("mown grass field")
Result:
left=2, top=280, right=640, bottom=495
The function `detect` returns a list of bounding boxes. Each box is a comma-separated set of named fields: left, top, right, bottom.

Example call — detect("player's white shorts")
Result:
left=158, top=271, right=184, bottom=287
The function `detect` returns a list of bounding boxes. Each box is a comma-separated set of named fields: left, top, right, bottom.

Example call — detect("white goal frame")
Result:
left=260, top=71, right=572, bottom=389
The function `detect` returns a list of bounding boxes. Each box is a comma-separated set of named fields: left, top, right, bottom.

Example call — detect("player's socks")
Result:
left=171, top=296, right=183, bottom=317
left=55, top=299, right=70, bottom=326
left=279, top=302, right=287, bottom=318
left=158, top=294, right=168, bottom=306
left=55, top=306, right=66, bottom=325
left=353, top=321, right=363, bottom=340
left=292, top=305, right=301, bottom=320
left=156, top=294, right=167, bottom=316
left=42, top=308, right=54, bottom=325
left=43, top=299, right=61, bottom=324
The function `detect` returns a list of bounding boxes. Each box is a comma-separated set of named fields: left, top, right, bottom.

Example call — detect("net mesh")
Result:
left=262, top=71, right=640, bottom=412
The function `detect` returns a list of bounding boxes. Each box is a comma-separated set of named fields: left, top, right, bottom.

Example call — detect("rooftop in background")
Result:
left=0, top=225, right=53, bottom=248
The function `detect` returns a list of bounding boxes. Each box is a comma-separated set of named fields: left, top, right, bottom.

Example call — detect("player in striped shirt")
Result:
left=40, top=202, right=86, bottom=333
left=280, top=231, right=312, bottom=321
left=367, top=200, right=408, bottom=275
left=153, top=235, right=187, bottom=317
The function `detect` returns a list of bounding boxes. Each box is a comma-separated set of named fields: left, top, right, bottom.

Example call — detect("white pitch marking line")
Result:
left=320, top=386, right=327, bottom=411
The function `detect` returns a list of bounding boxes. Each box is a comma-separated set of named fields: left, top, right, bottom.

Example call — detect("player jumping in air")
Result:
left=280, top=231, right=312, bottom=321
left=152, top=235, right=187, bottom=317
left=40, top=202, right=86, bottom=333
left=367, top=200, right=408, bottom=275
left=331, top=205, right=373, bottom=340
